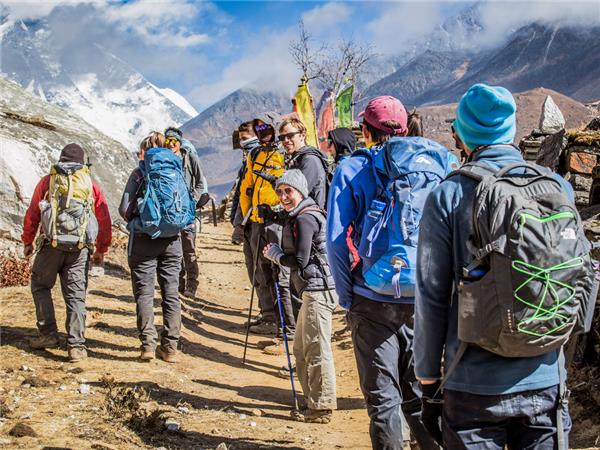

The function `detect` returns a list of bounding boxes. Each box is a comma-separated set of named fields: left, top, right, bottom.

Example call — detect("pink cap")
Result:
left=359, top=96, right=408, bottom=135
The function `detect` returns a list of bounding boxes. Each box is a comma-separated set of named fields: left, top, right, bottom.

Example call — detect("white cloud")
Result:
left=1, top=0, right=104, bottom=20
left=187, top=26, right=300, bottom=108
left=477, top=1, right=600, bottom=44
left=301, top=2, right=352, bottom=35
left=102, top=0, right=209, bottom=47
left=366, top=2, right=444, bottom=55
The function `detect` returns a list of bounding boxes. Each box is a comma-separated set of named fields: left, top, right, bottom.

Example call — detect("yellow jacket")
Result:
left=239, top=145, right=285, bottom=223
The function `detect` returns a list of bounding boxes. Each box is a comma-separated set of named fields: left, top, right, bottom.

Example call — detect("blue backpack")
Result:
left=136, top=147, right=195, bottom=238
left=355, top=137, right=458, bottom=298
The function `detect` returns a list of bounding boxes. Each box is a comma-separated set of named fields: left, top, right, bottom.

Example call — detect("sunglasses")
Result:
left=276, top=187, right=295, bottom=196
left=254, top=123, right=269, bottom=132
left=278, top=131, right=301, bottom=142
left=165, top=137, right=180, bottom=146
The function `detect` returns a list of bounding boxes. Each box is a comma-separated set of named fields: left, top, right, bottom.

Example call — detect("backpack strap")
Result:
left=445, top=162, right=497, bottom=182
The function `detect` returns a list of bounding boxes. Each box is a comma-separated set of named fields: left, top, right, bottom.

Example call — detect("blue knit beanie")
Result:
left=453, top=83, right=517, bottom=151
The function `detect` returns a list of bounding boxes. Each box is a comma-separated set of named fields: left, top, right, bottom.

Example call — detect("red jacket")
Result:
left=21, top=175, right=112, bottom=254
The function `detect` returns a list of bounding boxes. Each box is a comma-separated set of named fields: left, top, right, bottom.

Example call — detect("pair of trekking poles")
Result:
left=242, top=229, right=299, bottom=411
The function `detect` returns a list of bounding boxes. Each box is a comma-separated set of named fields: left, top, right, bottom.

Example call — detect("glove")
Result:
left=23, top=243, right=34, bottom=258
left=92, top=251, right=104, bottom=266
left=231, top=225, right=245, bottom=245
left=263, top=243, right=284, bottom=265
left=253, top=170, right=277, bottom=187
left=420, top=381, right=444, bottom=447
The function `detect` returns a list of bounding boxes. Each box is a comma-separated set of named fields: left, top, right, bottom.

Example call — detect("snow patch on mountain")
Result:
left=0, top=16, right=195, bottom=152
left=154, top=85, right=198, bottom=118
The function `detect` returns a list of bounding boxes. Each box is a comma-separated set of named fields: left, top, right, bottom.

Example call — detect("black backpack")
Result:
left=449, top=161, right=598, bottom=358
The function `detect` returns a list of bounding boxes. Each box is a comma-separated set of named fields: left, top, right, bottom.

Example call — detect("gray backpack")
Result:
left=450, top=161, right=598, bottom=358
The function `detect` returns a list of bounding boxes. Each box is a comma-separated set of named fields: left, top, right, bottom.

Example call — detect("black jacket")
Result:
left=280, top=197, right=334, bottom=293
left=287, top=146, right=328, bottom=209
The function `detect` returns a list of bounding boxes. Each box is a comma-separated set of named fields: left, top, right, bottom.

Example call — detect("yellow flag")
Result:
left=293, top=81, right=318, bottom=148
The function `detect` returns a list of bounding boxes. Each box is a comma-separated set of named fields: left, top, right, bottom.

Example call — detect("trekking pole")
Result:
left=242, top=227, right=262, bottom=365
left=210, top=196, right=217, bottom=227
left=274, top=275, right=299, bottom=410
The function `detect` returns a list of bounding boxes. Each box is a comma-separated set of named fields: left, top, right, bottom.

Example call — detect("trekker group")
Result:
left=20, top=82, right=597, bottom=449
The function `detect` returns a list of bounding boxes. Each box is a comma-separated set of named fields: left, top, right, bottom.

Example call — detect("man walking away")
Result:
left=164, top=127, right=206, bottom=299
left=327, top=96, right=454, bottom=450
left=120, top=132, right=194, bottom=363
left=415, top=83, right=596, bottom=449
left=22, top=143, right=112, bottom=362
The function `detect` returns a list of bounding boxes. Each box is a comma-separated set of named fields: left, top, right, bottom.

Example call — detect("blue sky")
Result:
left=3, top=1, right=599, bottom=112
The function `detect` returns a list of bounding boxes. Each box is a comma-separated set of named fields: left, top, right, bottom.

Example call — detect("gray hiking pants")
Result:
left=128, top=233, right=182, bottom=352
left=31, top=244, right=90, bottom=348
left=179, top=222, right=199, bottom=293
left=293, top=289, right=338, bottom=410
left=347, top=295, right=440, bottom=450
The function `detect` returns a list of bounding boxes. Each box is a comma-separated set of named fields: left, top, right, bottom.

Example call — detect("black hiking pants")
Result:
left=347, top=294, right=440, bottom=450
left=244, top=222, right=276, bottom=322
left=128, top=233, right=182, bottom=352
left=31, top=244, right=90, bottom=348
left=179, top=222, right=199, bottom=293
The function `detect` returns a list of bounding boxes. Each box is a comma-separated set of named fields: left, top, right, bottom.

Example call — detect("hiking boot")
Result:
left=68, top=347, right=87, bottom=362
left=140, top=348, right=155, bottom=361
left=29, top=333, right=60, bottom=350
left=262, top=343, right=283, bottom=356
left=276, top=363, right=296, bottom=379
left=249, top=321, right=277, bottom=335
left=156, top=346, right=178, bottom=363
left=183, top=287, right=197, bottom=299
left=249, top=314, right=264, bottom=327
left=303, top=409, right=332, bottom=424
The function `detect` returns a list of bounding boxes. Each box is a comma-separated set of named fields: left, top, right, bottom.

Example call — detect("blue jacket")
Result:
left=414, top=144, right=574, bottom=395
left=326, top=141, right=458, bottom=309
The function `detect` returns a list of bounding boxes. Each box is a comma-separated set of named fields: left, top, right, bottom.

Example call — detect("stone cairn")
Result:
left=520, top=95, right=600, bottom=209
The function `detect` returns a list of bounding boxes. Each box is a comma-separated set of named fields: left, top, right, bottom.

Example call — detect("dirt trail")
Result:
left=0, top=224, right=370, bottom=449
left=0, top=223, right=598, bottom=449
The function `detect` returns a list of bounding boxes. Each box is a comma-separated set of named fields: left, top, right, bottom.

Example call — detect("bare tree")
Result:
left=288, top=19, right=326, bottom=81
left=316, top=39, right=374, bottom=96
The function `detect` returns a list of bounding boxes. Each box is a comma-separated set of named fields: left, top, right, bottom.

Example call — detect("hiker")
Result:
left=22, top=143, right=112, bottom=362
left=119, top=132, right=195, bottom=362
left=164, top=127, right=206, bottom=299
left=238, top=118, right=286, bottom=336
left=326, top=127, right=356, bottom=165
left=279, top=117, right=328, bottom=209
left=231, top=121, right=261, bottom=245
left=414, top=83, right=598, bottom=449
left=327, top=95, right=457, bottom=450
left=263, top=169, right=338, bottom=424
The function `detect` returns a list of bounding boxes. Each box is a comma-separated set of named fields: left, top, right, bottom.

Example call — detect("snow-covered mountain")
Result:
left=0, top=15, right=196, bottom=152
left=0, top=76, right=134, bottom=242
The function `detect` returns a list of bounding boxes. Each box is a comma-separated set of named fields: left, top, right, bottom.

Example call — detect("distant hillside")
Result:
left=0, top=76, right=134, bottom=242
left=181, top=88, right=291, bottom=199
left=363, top=23, right=600, bottom=109
left=421, top=87, right=595, bottom=151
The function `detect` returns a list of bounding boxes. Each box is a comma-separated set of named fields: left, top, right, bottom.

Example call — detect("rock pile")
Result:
left=520, top=95, right=600, bottom=208
left=520, top=96, right=566, bottom=161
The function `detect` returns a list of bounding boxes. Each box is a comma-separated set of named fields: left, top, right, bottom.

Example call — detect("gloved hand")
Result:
left=420, top=381, right=444, bottom=447
left=231, top=225, right=245, bottom=245
left=263, top=243, right=284, bottom=265
left=92, top=251, right=104, bottom=266
left=23, top=243, right=34, bottom=258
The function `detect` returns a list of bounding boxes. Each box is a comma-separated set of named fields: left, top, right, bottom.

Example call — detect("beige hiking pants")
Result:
left=293, top=289, right=338, bottom=410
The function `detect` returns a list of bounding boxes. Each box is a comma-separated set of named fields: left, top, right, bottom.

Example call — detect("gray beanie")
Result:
left=275, top=169, right=308, bottom=198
